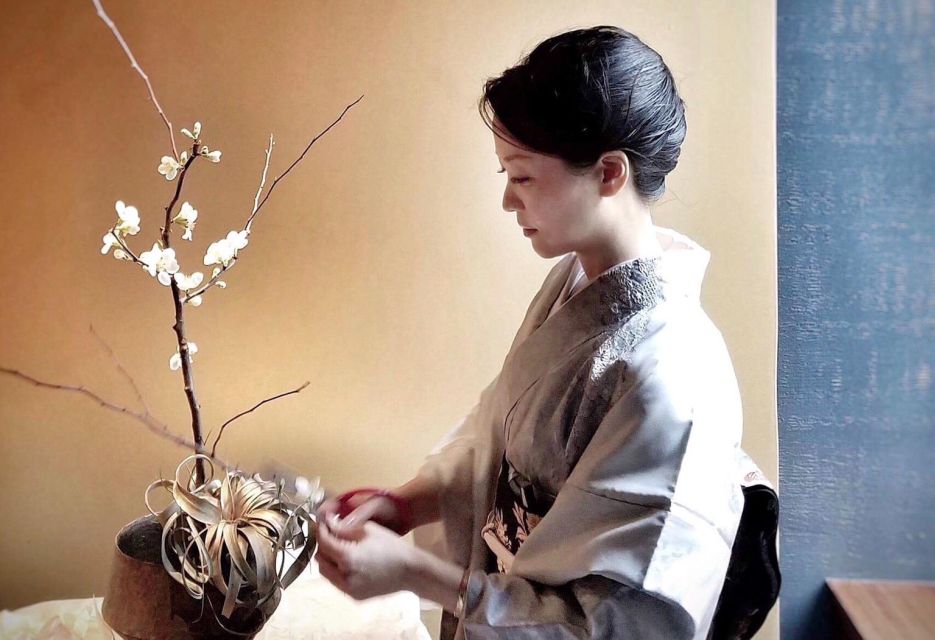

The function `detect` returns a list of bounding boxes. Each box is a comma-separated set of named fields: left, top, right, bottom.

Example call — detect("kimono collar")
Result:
left=570, top=226, right=711, bottom=309
left=654, top=226, right=711, bottom=303
left=498, top=226, right=709, bottom=424
left=579, top=254, right=664, bottom=324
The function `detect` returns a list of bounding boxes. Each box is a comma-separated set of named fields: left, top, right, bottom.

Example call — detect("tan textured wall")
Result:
left=0, top=1, right=777, bottom=636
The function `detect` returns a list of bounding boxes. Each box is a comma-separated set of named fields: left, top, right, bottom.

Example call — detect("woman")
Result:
left=315, top=25, right=770, bottom=639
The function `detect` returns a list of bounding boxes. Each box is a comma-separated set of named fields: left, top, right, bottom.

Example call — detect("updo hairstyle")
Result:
left=479, top=25, right=686, bottom=202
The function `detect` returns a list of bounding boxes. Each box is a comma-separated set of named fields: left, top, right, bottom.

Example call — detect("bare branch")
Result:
left=252, top=134, right=275, bottom=222
left=91, top=0, right=179, bottom=160
left=182, top=134, right=273, bottom=304
left=246, top=95, right=364, bottom=231
left=0, top=367, right=229, bottom=470
left=211, top=381, right=310, bottom=457
left=88, top=323, right=151, bottom=416
left=186, top=99, right=362, bottom=305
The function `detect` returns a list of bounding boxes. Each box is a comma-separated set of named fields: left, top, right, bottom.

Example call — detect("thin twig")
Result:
left=109, top=226, right=143, bottom=264
left=91, top=0, right=179, bottom=160
left=183, top=97, right=361, bottom=305
left=246, top=95, right=364, bottom=231
left=181, top=133, right=274, bottom=304
left=182, top=263, right=231, bottom=303
left=88, top=323, right=152, bottom=416
left=0, top=367, right=229, bottom=470
left=211, top=381, right=310, bottom=457
left=252, top=134, right=275, bottom=219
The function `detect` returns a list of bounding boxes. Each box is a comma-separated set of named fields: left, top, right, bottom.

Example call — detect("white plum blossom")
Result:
left=181, top=121, right=202, bottom=140
left=204, top=240, right=234, bottom=267
left=174, top=271, right=204, bottom=291
left=101, top=231, right=120, bottom=255
left=139, top=243, right=180, bottom=286
left=173, top=202, right=198, bottom=241
left=216, top=281, right=226, bottom=289
left=113, top=249, right=130, bottom=261
left=189, top=295, right=203, bottom=307
left=203, top=230, right=248, bottom=267
left=158, top=155, right=181, bottom=180
left=169, top=342, right=198, bottom=371
left=114, top=201, right=141, bottom=236
left=227, top=229, right=248, bottom=250
left=199, top=145, right=222, bottom=163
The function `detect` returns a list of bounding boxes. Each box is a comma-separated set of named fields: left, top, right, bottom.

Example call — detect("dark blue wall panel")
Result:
left=778, top=1, right=935, bottom=637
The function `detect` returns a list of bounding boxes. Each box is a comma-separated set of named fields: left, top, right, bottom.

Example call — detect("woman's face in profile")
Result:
left=492, top=122, right=603, bottom=260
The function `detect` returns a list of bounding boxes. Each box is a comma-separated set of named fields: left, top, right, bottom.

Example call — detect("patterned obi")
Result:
left=481, top=455, right=556, bottom=574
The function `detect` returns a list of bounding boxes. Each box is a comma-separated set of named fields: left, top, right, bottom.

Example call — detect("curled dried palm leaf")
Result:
left=148, top=454, right=323, bottom=622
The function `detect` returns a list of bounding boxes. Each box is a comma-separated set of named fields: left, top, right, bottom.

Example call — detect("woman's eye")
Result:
left=497, top=169, right=529, bottom=184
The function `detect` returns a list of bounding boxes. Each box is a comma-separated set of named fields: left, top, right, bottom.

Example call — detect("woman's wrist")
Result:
left=393, top=475, right=441, bottom=529
left=374, top=489, right=414, bottom=534
left=402, top=546, right=464, bottom=613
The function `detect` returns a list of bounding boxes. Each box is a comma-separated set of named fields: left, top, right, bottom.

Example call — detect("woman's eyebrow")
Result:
left=498, top=153, right=532, bottom=163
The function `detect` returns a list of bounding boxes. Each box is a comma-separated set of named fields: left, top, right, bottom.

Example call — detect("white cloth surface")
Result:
left=0, top=562, right=431, bottom=640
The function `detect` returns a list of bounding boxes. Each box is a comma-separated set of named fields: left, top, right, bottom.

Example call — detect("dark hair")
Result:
left=479, top=25, right=686, bottom=202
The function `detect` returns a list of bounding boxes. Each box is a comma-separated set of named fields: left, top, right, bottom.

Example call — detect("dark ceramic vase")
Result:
left=102, top=514, right=280, bottom=639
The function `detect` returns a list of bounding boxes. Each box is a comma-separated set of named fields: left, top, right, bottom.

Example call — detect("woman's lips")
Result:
left=522, top=228, right=537, bottom=237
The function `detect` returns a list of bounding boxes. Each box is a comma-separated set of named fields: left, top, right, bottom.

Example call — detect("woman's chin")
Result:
left=529, top=239, right=563, bottom=259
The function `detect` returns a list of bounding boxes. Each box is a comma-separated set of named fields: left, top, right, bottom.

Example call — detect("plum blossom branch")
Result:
left=91, top=0, right=179, bottom=161
left=168, top=278, right=206, bottom=483
left=87, top=3, right=360, bottom=493
left=161, top=152, right=198, bottom=246
left=210, top=381, right=310, bottom=457
left=0, top=367, right=229, bottom=470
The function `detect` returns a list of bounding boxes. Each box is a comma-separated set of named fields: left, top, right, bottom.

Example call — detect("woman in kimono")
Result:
left=315, top=25, right=775, bottom=639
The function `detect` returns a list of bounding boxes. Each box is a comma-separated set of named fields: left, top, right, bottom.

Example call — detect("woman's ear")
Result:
left=598, top=151, right=629, bottom=196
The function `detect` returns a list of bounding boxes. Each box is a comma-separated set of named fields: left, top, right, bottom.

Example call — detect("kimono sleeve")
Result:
left=460, top=571, right=694, bottom=639
left=412, top=373, right=501, bottom=564
left=414, top=373, right=501, bottom=493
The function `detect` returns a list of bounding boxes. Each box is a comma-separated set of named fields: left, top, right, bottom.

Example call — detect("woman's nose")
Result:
left=502, top=188, right=523, bottom=213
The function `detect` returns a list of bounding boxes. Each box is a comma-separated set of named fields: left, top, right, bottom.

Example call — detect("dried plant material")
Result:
left=146, top=455, right=324, bottom=619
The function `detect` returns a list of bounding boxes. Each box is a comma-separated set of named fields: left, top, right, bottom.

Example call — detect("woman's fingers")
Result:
left=316, top=489, right=402, bottom=542
left=316, top=497, right=342, bottom=525
left=316, top=490, right=378, bottom=532
left=316, top=516, right=364, bottom=571
left=344, top=492, right=374, bottom=511
left=342, top=498, right=384, bottom=530
left=316, top=550, right=350, bottom=593
left=316, top=518, right=411, bottom=602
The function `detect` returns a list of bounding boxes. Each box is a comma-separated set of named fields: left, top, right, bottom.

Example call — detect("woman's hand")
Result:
left=315, top=514, right=415, bottom=600
left=316, top=488, right=406, bottom=536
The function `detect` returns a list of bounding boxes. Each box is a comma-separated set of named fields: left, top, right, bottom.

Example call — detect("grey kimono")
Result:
left=413, top=228, right=750, bottom=639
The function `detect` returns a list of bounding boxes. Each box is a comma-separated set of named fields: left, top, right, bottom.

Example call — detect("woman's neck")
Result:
left=576, top=218, right=662, bottom=281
